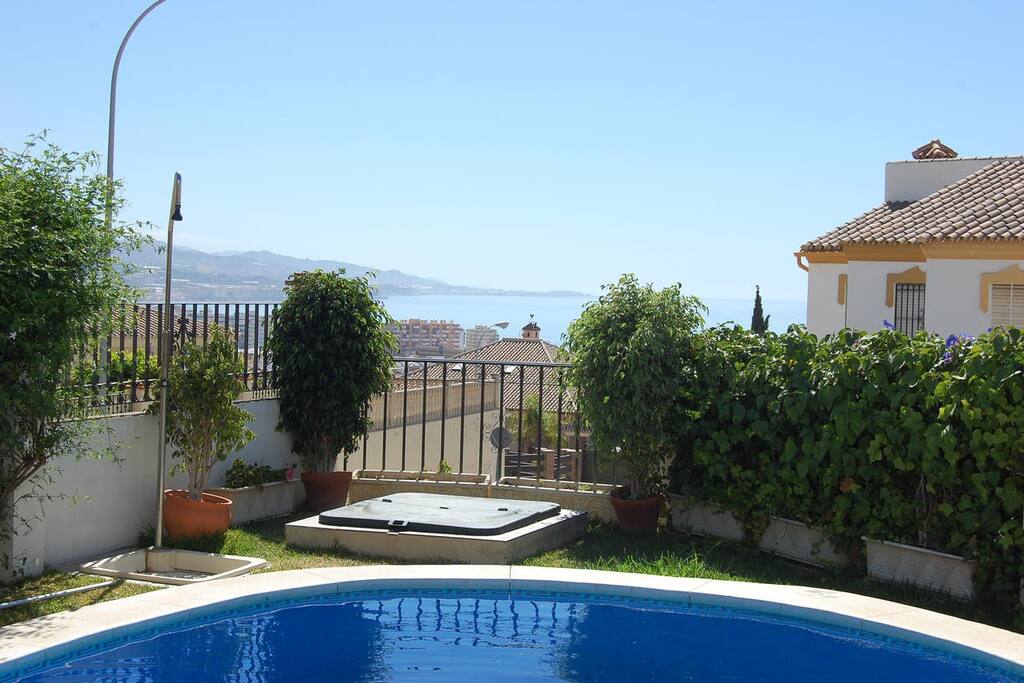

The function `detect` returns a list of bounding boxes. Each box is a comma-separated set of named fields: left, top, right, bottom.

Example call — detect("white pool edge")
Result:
left=0, top=565, right=1021, bottom=678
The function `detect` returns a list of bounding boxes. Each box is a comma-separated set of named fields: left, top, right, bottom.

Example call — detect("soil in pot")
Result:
left=301, top=471, right=353, bottom=511
left=610, top=489, right=664, bottom=533
left=163, top=490, right=232, bottom=539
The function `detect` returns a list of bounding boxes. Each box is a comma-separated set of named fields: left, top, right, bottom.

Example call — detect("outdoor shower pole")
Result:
left=155, top=173, right=183, bottom=548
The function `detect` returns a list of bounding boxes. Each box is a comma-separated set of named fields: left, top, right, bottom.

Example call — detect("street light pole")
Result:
left=100, top=0, right=171, bottom=394
left=106, top=0, right=170, bottom=187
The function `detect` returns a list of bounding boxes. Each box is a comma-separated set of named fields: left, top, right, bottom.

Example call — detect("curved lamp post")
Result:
left=99, top=0, right=172, bottom=395
left=107, top=0, right=171, bottom=185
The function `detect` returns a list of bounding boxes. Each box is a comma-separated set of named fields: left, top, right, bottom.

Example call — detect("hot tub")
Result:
left=318, top=493, right=561, bottom=535
left=287, top=493, right=586, bottom=563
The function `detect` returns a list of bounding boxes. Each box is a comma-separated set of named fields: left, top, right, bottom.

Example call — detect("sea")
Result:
left=381, top=294, right=806, bottom=343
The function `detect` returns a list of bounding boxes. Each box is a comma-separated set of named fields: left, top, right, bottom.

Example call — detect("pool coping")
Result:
left=0, top=565, right=1022, bottom=677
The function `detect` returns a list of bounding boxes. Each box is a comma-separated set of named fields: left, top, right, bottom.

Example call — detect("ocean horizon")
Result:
left=381, top=294, right=806, bottom=344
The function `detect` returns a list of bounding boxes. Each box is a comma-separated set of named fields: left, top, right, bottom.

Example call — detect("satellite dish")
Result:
left=489, top=426, right=513, bottom=450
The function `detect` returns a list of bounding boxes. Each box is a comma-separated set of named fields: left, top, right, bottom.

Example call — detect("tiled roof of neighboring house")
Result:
left=458, top=337, right=562, bottom=364
left=801, top=160, right=1024, bottom=252
left=405, top=337, right=572, bottom=412
left=111, top=305, right=213, bottom=343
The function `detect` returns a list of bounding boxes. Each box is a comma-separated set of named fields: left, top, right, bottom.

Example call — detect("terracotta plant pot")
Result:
left=163, top=490, right=232, bottom=539
left=301, top=470, right=353, bottom=511
left=609, top=490, right=664, bottom=533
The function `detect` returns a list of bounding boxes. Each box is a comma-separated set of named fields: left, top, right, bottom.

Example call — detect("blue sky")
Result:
left=4, top=1, right=1022, bottom=300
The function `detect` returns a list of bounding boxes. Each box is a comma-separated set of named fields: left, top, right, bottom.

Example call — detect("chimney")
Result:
left=521, top=315, right=540, bottom=340
left=884, top=139, right=996, bottom=203
left=911, top=139, right=957, bottom=160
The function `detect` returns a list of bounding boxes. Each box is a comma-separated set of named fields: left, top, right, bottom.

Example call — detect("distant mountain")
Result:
left=124, top=243, right=587, bottom=302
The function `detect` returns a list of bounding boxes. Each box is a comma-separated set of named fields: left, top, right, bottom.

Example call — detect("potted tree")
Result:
left=270, top=269, right=396, bottom=511
left=154, top=326, right=255, bottom=539
left=565, top=274, right=706, bottom=532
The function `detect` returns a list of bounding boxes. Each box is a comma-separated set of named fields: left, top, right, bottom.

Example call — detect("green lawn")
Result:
left=2, top=514, right=1018, bottom=632
left=0, top=573, right=157, bottom=628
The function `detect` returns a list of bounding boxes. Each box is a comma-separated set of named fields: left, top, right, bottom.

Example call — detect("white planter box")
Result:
left=759, top=517, right=850, bottom=568
left=864, top=538, right=975, bottom=601
left=207, top=480, right=305, bottom=525
left=668, top=494, right=744, bottom=541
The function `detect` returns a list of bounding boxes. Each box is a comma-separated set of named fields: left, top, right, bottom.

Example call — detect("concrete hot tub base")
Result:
left=285, top=493, right=588, bottom=563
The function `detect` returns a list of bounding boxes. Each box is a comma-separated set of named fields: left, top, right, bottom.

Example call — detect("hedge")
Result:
left=672, top=325, right=1024, bottom=605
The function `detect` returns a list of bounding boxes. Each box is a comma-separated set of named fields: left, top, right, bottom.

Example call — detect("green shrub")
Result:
left=107, top=350, right=160, bottom=381
left=506, top=395, right=561, bottom=453
left=223, top=458, right=289, bottom=489
left=672, top=323, right=1024, bottom=607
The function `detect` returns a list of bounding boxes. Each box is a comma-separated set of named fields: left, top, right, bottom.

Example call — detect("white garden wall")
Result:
left=3, top=399, right=291, bottom=579
left=1, top=398, right=503, bottom=581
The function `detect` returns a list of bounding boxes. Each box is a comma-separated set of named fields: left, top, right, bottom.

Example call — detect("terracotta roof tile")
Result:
left=111, top=305, right=212, bottom=340
left=404, top=338, right=572, bottom=412
left=801, top=160, right=1024, bottom=251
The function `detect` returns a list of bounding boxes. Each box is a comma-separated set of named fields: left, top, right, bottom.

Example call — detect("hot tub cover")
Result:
left=318, top=493, right=560, bottom=536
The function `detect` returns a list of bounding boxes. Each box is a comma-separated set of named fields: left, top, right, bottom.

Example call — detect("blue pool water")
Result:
left=8, top=590, right=1019, bottom=682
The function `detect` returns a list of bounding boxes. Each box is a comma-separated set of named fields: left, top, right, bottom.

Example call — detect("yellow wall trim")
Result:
left=837, top=274, right=847, bottom=305
left=924, top=242, right=1024, bottom=260
left=799, top=241, right=1024, bottom=265
left=885, top=266, right=926, bottom=307
left=979, top=264, right=1024, bottom=312
left=845, top=244, right=926, bottom=262
left=798, top=251, right=847, bottom=264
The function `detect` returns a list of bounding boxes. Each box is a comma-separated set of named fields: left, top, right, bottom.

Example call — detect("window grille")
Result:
left=893, top=283, right=925, bottom=335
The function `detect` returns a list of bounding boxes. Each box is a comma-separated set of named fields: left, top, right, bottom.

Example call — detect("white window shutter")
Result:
left=991, top=284, right=1024, bottom=327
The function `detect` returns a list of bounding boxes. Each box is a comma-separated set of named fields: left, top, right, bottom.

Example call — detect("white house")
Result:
left=796, top=140, right=1024, bottom=337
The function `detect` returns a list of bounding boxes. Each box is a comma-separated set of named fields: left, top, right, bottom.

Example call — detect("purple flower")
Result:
left=945, top=334, right=958, bottom=348
left=883, top=320, right=896, bottom=330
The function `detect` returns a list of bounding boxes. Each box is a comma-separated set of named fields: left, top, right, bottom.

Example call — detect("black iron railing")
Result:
left=69, top=304, right=611, bottom=486
left=350, top=357, right=606, bottom=487
left=72, top=302, right=278, bottom=413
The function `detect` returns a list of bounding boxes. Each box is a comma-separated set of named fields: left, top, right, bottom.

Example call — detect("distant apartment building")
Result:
left=390, top=319, right=464, bottom=357
left=464, top=324, right=499, bottom=351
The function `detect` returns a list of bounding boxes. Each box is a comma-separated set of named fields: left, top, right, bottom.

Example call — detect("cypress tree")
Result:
left=751, top=285, right=771, bottom=334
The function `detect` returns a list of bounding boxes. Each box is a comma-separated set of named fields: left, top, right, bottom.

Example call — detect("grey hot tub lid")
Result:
left=318, top=492, right=561, bottom=536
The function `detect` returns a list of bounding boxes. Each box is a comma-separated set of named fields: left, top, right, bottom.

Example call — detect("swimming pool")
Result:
left=2, top=567, right=1022, bottom=681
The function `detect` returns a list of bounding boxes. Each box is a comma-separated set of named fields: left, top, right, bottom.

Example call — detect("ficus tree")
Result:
left=270, top=269, right=396, bottom=473
left=565, top=274, right=707, bottom=500
left=149, top=326, right=255, bottom=499
left=0, top=134, right=145, bottom=572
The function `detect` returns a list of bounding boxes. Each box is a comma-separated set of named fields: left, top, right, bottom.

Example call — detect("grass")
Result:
left=0, top=573, right=157, bottom=628
left=2, top=514, right=1019, bottom=632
